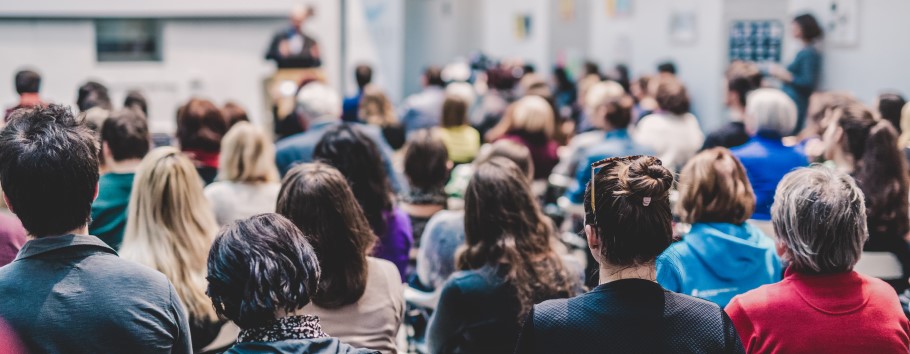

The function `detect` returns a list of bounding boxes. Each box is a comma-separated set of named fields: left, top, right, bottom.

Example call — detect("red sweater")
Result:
left=725, top=267, right=910, bottom=353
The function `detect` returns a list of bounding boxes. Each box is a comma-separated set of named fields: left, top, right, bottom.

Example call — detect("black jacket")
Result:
left=226, top=338, right=378, bottom=354
left=514, top=279, right=745, bottom=354
left=265, top=28, right=321, bottom=68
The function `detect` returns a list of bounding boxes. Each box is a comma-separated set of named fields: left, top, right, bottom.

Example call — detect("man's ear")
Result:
left=93, top=183, right=99, bottom=202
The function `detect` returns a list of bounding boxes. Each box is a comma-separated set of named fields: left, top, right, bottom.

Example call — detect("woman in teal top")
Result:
left=657, top=148, right=781, bottom=307
left=770, top=13, right=823, bottom=134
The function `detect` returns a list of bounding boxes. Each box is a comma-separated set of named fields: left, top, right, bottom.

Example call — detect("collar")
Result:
left=238, top=315, right=328, bottom=343
left=755, top=130, right=784, bottom=141
left=182, top=149, right=220, bottom=168
left=589, top=278, right=662, bottom=294
left=783, top=267, right=869, bottom=315
left=15, top=234, right=117, bottom=261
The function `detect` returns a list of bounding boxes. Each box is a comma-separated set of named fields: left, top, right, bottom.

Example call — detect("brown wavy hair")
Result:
left=277, top=163, right=376, bottom=309
left=459, top=157, right=576, bottom=321
left=677, top=148, right=755, bottom=224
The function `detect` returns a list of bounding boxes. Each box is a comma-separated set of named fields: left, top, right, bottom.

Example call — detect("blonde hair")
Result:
left=899, top=102, right=910, bottom=148
left=677, top=148, right=756, bottom=224
left=511, top=96, right=555, bottom=138
left=218, top=122, right=279, bottom=183
left=121, top=147, right=219, bottom=323
left=358, top=85, right=398, bottom=127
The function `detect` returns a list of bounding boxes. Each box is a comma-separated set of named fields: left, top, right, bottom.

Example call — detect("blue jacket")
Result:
left=730, top=133, right=806, bottom=220
left=565, top=129, right=653, bottom=204
left=656, top=222, right=782, bottom=307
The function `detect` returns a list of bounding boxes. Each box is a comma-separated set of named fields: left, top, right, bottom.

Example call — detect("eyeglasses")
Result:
left=589, top=155, right=646, bottom=224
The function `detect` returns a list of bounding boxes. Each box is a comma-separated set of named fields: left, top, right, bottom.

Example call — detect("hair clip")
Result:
left=642, top=197, right=652, bottom=207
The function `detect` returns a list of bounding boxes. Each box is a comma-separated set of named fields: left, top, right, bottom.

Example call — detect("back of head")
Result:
left=101, top=108, right=151, bottom=162
left=511, top=95, right=555, bottom=137
left=584, top=155, right=675, bottom=266
left=122, top=146, right=218, bottom=321
left=474, top=140, right=534, bottom=180
left=599, top=94, right=634, bottom=130
left=794, top=13, right=823, bottom=42
left=803, top=91, right=856, bottom=138
left=296, top=82, right=341, bottom=122
left=772, top=166, right=865, bottom=273
left=222, top=102, right=249, bottom=128
left=355, top=64, right=373, bottom=90
left=584, top=80, right=626, bottom=116
left=441, top=95, right=469, bottom=128
left=124, top=90, right=148, bottom=116
left=276, top=163, right=373, bottom=308
left=0, top=104, right=98, bottom=236
left=657, top=61, right=677, bottom=75
left=726, top=61, right=762, bottom=107
left=313, top=124, right=392, bottom=235
left=651, top=77, right=690, bottom=115
left=207, top=214, right=321, bottom=329
left=877, top=93, right=906, bottom=134
left=358, top=85, right=396, bottom=127
left=218, top=122, right=279, bottom=184
left=678, top=148, right=755, bottom=224
left=404, top=129, right=449, bottom=190
left=176, top=98, right=228, bottom=153
left=445, top=82, right=476, bottom=110
left=746, top=88, right=797, bottom=136
left=424, top=66, right=445, bottom=87
left=14, top=70, right=40, bottom=95
left=76, top=81, right=112, bottom=112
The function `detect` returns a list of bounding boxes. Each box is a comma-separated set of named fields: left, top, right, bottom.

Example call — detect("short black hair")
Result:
left=355, top=64, right=373, bottom=90
left=76, top=81, right=112, bottom=112
left=15, top=70, right=40, bottom=95
left=878, top=92, right=907, bottom=134
left=424, top=66, right=444, bottom=87
left=794, top=13, right=823, bottom=42
left=101, top=109, right=151, bottom=162
left=206, top=213, right=321, bottom=329
left=657, top=61, right=677, bottom=75
left=124, top=90, right=148, bottom=116
left=0, top=104, right=99, bottom=236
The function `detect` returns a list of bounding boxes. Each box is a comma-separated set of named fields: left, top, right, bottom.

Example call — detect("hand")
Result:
left=278, top=40, right=290, bottom=58
left=769, top=64, right=793, bottom=82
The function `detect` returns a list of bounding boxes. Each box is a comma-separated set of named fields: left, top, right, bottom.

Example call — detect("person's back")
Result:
left=731, top=134, right=806, bottom=220
left=0, top=105, right=191, bottom=353
left=516, top=280, right=742, bottom=353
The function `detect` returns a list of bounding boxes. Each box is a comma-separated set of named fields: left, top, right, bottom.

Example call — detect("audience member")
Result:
left=551, top=80, right=625, bottom=180
left=630, top=76, right=657, bottom=121
left=726, top=167, right=910, bottom=353
left=474, top=65, right=518, bottom=137
left=206, top=214, right=378, bottom=354
left=878, top=92, right=906, bottom=134
left=76, top=81, right=113, bottom=131
left=657, top=61, right=678, bottom=76
left=633, top=77, right=704, bottom=171
left=792, top=91, right=856, bottom=162
left=657, top=148, right=781, bottom=307
left=359, top=85, right=406, bottom=150
left=124, top=90, right=148, bottom=117
left=0, top=211, right=25, bottom=268
left=5, top=69, right=44, bottom=121
left=427, top=158, right=579, bottom=354
left=445, top=139, right=534, bottom=200
left=204, top=122, right=281, bottom=226
left=822, top=103, right=910, bottom=290
left=515, top=155, right=744, bottom=353
left=277, top=163, right=404, bottom=353
left=314, top=124, right=413, bottom=280
left=343, top=64, right=373, bottom=122
left=565, top=94, right=652, bottom=204
left=222, top=101, right=250, bottom=128
left=494, top=96, right=560, bottom=179
left=731, top=88, right=807, bottom=220
left=401, top=130, right=449, bottom=246
left=90, top=108, right=150, bottom=249
left=120, top=147, right=222, bottom=351
left=703, top=61, right=762, bottom=150
left=551, top=66, right=577, bottom=120
left=176, top=98, right=229, bottom=185
left=437, top=95, right=481, bottom=164
left=400, top=66, right=446, bottom=133
left=0, top=105, right=191, bottom=353
left=274, top=82, right=403, bottom=191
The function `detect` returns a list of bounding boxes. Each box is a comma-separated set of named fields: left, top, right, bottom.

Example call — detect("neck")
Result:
left=599, top=263, right=656, bottom=284
left=728, top=106, right=745, bottom=122
left=105, top=159, right=142, bottom=174
left=19, top=92, right=41, bottom=105
left=833, top=152, right=856, bottom=174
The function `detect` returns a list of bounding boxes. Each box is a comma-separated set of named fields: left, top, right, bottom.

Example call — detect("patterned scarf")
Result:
left=237, top=315, right=328, bottom=343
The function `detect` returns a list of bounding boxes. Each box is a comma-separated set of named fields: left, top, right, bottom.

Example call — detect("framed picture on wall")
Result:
left=729, top=20, right=784, bottom=63
left=669, top=9, right=697, bottom=45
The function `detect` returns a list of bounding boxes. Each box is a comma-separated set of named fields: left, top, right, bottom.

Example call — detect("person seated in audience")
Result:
left=222, top=101, right=249, bottom=128
left=176, top=98, right=229, bottom=185
left=474, top=65, right=519, bottom=138
left=436, top=95, right=481, bottom=164
left=551, top=80, right=625, bottom=181
left=427, top=158, right=580, bottom=354
left=657, top=148, right=781, bottom=307
left=274, top=82, right=403, bottom=191
left=400, top=66, right=447, bottom=134
left=821, top=103, right=910, bottom=291
left=120, top=147, right=223, bottom=351
left=359, top=85, right=406, bottom=150
left=90, top=108, right=150, bottom=249
left=633, top=77, right=704, bottom=171
left=124, top=90, right=148, bottom=117
left=206, top=214, right=378, bottom=354
left=515, top=155, right=744, bottom=354
left=726, top=166, right=910, bottom=353
left=343, top=64, right=372, bottom=122
left=314, top=124, right=413, bottom=280
left=204, top=122, right=281, bottom=226
left=789, top=91, right=856, bottom=162
left=900, top=102, right=910, bottom=165
left=401, top=130, right=449, bottom=247
left=731, top=88, right=807, bottom=220
left=0, top=205, right=25, bottom=268
left=491, top=96, right=560, bottom=180
left=277, top=163, right=403, bottom=353
left=878, top=92, right=906, bottom=135
left=566, top=94, right=653, bottom=204
left=0, top=105, right=191, bottom=353
left=702, top=61, right=762, bottom=150
left=5, top=69, right=44, bottom=121
left=630, top=76, right=658, bottom=121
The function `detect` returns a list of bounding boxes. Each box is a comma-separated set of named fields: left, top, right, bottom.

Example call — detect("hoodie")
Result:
left=657, top=222, right=782, bottom=307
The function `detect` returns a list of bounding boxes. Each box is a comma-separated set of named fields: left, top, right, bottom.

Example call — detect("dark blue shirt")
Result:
left=731, top=134, right=807, bottom=220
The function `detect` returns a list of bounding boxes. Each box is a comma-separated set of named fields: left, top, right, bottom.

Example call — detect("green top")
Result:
left=89, top=172, right=135, bottom=250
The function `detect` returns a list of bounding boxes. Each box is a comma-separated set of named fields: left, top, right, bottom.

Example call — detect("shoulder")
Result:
left=860, top=273, right=903, bottom=302
left=204, top=181, right=231, bottom=197
left=664, top=291, right=726, bottom=321
left=367, top=257, right=403, bottom=288
left=275, top=132, right=314, bottom=152
left=533, top=297, right=570, bottom=324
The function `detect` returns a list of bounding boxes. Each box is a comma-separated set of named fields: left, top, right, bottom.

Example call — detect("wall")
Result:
left=345, top=0, right=404, bottom=102
left=481, top=0, right=551, bottom=73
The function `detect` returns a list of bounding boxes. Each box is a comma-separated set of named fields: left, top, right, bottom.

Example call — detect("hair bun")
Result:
left=623, top=157, right=674, bottom=197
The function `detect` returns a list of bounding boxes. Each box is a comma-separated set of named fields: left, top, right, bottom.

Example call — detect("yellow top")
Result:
left=437, top=125, right=481, bottom=164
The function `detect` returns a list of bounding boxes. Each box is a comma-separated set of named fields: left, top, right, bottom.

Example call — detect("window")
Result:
left=95, top=19, right=162, bottom=62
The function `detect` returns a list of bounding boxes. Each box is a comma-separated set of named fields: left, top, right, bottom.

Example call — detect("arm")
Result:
left=787, top=50, right=821, bottom=91
left=724, top=297, right=755, bottom=353
left=426, top=281, right=463, bottom=354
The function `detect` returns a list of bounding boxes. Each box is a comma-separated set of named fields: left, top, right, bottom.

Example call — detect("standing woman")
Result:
left=427, top=158, right=579, bottom=354
left=204, top=122, right=281, bottom=226
left=120, top=147, right=222, bottom=351
left=277, top=163, right=404, bottom=354
left=770, top=13, right=823, bottom=133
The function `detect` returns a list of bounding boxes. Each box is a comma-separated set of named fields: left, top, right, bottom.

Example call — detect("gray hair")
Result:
left=746, top=88, right=797, bottom=136
left=295, top=82, right=341, bottom=121
left=772, top=166, right=868, bottom=273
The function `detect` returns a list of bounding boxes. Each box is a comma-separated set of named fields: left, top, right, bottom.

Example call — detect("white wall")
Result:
left=481, top=0, right=551, bottom=73
left=345, top=0, right=404, bottom=102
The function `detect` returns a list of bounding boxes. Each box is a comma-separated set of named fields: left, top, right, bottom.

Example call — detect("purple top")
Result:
left=373, top=208, right=413, bottom=281
left=0, top=213, right=26, bottom=267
